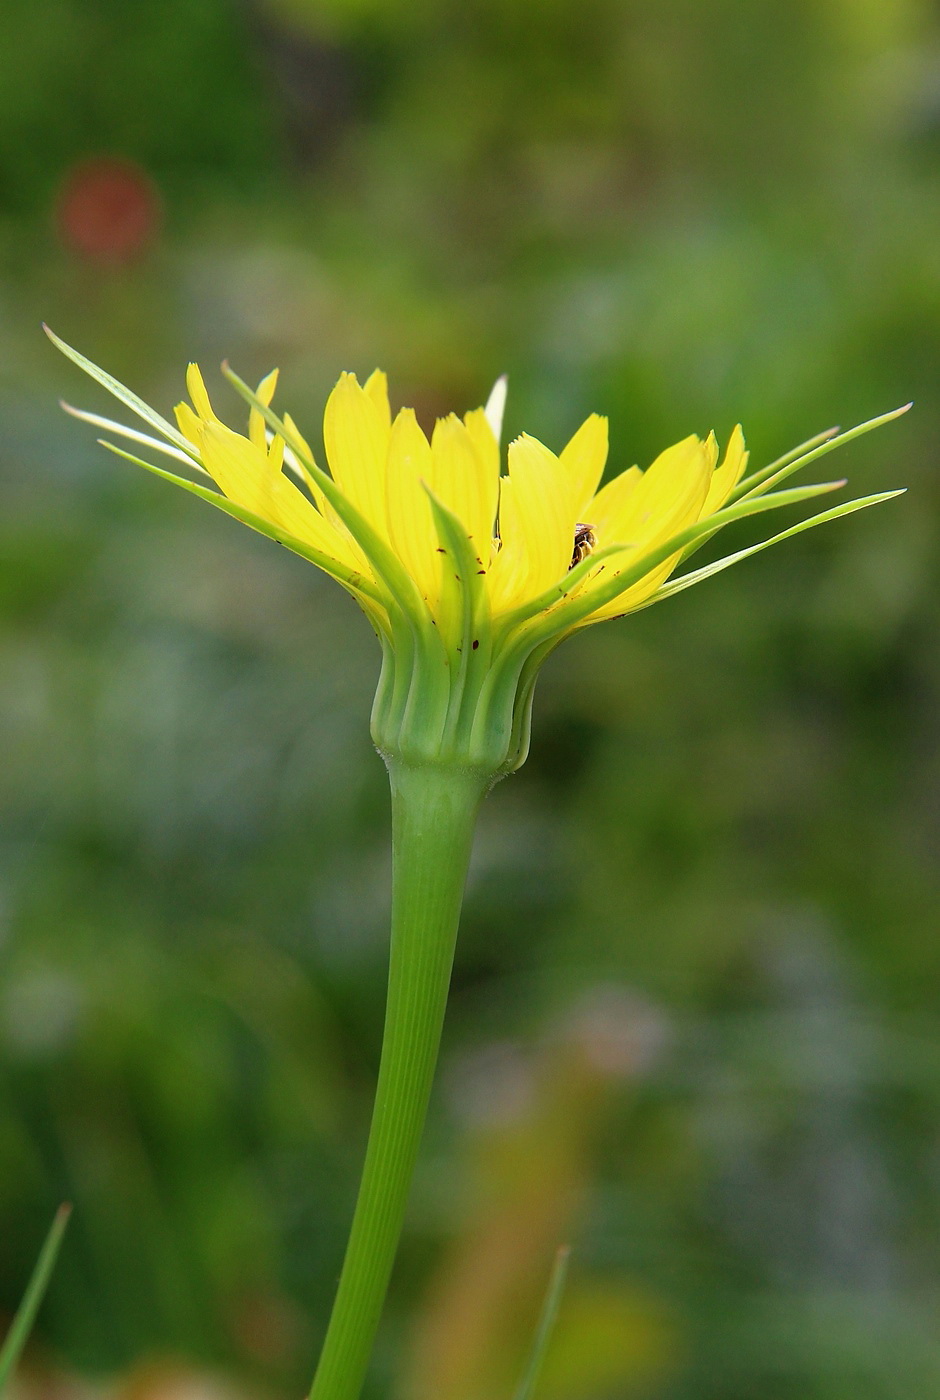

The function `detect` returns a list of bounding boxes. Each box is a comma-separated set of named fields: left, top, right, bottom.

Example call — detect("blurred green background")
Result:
left=1, top=1, right=939, bottom=1397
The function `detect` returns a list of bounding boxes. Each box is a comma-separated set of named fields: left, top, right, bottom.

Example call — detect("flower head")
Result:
left=47, top=327, right=906, bottom=778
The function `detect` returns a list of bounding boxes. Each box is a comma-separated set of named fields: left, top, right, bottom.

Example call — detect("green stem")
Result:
left=309, top=760, right=488, bottom=1400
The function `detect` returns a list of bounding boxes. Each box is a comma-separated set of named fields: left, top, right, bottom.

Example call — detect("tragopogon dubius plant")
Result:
left=48, top=325, right=907, bottom=1400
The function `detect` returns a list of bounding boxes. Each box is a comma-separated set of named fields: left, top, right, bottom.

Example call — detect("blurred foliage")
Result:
left=2, top=1, right=940, bottom=1398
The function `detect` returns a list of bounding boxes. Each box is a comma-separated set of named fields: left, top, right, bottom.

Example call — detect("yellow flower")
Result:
left=173, top=360, right=746, bottom=627
left=47, top=327, right=906, bottom=777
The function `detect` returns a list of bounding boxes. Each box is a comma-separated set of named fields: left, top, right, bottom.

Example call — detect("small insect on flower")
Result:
left=570, top=523, right=597, bottom=570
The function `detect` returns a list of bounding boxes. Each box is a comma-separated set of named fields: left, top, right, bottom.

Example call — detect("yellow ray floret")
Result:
left=46, top=327, right=906, bottom=668
left=166, top=365, right=756, bottom=628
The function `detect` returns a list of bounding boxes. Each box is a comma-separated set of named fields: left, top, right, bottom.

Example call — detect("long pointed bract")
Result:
left=101, top=442, right=385, bottom=606
left=44, top=327, right=196, bottom=456
left=62, top=402, right=209, bottom=472
left=732, top=404, right=910, bottom=502
left=647, top=489, right=906, bottom=606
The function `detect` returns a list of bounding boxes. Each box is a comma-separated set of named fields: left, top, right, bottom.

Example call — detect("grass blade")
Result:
left=512, top=1246, right=571, bottom=1400
left=0, top=1204, right=71, bottom=1394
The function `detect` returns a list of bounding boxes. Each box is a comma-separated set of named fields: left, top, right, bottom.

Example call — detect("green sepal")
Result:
left=644, top=489, right=906, bottom=608
left=503, top=634, right=559, bottom=774
left=724, top=424, right=836, bottom=502
left=731, top=403, right=910, bottom=503
left=425, top=488, right=485, bottom=658
left=62, top=400, right=212, bottom=474
left=100, top=442, right=387, bottom=615
left=45, top=326, right=198, bottom=459
left=424, top=486, right=494, bottom=750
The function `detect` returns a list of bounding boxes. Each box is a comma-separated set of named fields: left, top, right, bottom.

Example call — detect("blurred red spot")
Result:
left=56, top=156, right=161, bottom=263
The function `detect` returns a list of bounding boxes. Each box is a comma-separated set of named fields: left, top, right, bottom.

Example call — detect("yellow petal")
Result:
left=267, top=433, right=285, bottom=474
left=587, top=555, right=679, bottom=620
left=489, top=434, right=575, bottom=611
left=602, top=436, right=710, bottom=548
left=463, top=406, right=500, bottom=481
left=323, top=373, right=390, bottom=535
left=560, top=413, right=609, bottom=517
left=385, top=408, right=438, bottom=602
left=702, top=424, right=748, bottom=516
left=283, top=408, right=366, bottom=570
left=199, top=420, right=360, bottom=567
left=487, top=477, right=524, bottom=610
left=587, top=464, right=641, bottom=541
left=703, top=430, right=719, bottom=472
left=282, top=412, right=315, bottom=464
left=584, top=436, right=712, bottom=621
left=282, top=411, right=321, bottom=493
left=186, top=363, right=215, bottom=421
left=430, top=414, right=499, bottom=565
left=174, top=400, right=204, bottom=449
left=248, top=368, right=279, bottom=450
left=364, top=369, right=392, bottom=435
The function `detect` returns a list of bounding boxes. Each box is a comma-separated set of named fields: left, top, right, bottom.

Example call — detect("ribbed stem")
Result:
left=308, top=760, right=487, bottom=1400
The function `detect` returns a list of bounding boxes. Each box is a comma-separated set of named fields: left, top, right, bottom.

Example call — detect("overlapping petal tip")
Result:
left=703, top=423, right=748, bottom=514
left=185, top=363, right=215, bottom=421
left=363, top=369, right=391, bottom=430
left=430, top=413, right=499, bottom=564
left=385, top=407, right=438, bottom=602
left=559, top=413, right=609, bottom=518
left=248, top=368, right=279, bottom=449
left=486, top=430, right=587, bottom=618
left=323, top=372, right=391, bottom=535
left=46, top=325, right=907, bottom=670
